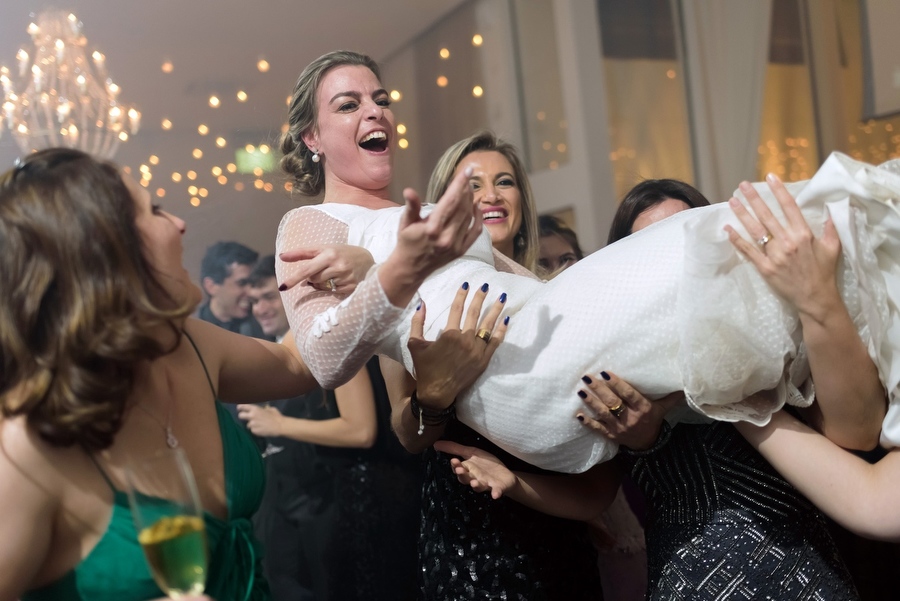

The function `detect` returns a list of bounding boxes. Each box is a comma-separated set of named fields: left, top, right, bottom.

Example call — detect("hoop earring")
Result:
left=311, top=150, right=321, bottom=163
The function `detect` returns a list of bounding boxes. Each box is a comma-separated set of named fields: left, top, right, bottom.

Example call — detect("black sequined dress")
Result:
left=619, top=421, right=859, bottom=600
left=420, top=420, right=603, bottom=601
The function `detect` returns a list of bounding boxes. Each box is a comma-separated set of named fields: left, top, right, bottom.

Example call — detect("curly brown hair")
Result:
left=280, top=50, right=382, bottom=197
left=0, top=148, right=194, bottom=451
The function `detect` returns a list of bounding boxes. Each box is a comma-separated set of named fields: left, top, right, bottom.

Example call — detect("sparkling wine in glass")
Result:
left=125, top=448, right=208, bottom=598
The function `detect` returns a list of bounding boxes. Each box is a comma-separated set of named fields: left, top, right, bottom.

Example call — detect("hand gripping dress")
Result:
left=276, top=152, right=900, bottom=474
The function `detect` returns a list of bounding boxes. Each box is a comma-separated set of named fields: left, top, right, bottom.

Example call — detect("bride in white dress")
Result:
left=276, top=51, right=900, bottom=473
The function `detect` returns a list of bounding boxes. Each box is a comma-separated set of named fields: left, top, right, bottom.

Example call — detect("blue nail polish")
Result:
left=601, top=371, right=610, bottom=381
left=582, top=375, right=592, bottom=384
left=462, top=282, right=469, bottom=290
left=416, top=302, right=422, bottom=311
left=503, top=316, right=510, bottom=325
left=481, top=282, right=489, bottom=293
left=577, top=390, right=587, bottom=399
left=499, top=292, right=507, bottom=304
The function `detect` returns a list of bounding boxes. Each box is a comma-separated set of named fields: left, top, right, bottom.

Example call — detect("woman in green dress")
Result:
left=0, top=147, right=486, bottom=601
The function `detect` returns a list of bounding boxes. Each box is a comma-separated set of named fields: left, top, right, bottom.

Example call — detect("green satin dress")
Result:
left=23, top=336, right=269, bottom=601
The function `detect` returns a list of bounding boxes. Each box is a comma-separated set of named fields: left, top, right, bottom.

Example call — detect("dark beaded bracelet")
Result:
left=410, top=390, right=456, bottom=435
left=619, top=420, right=673, bottom=456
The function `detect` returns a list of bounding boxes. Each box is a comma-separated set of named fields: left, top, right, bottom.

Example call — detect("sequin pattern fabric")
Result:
left=419, top=421, right=603, bottom=601
left=620, top=422, right=859, bottom=600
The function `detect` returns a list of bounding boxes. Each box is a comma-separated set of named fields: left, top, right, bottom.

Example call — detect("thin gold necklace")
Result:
left=135, top=401, right=179, bottom=449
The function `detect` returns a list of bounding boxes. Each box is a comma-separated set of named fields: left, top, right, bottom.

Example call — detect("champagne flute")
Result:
left=125, top=448, right=209, bottom=598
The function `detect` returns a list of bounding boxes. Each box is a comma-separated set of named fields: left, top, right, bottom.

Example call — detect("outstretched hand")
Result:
left=576, top=371, right=683, bottom=451
left=393, top=166, right=483, bottom=284
left=410, top=282, right=509, bottom=409
left=277, top=244, right=375, bottom=294
left=433, top=440, right=518, bottom=499
left=725, top=174, right=842, bottom=321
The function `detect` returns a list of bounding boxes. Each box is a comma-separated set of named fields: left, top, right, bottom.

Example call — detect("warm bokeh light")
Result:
left=264, top=183, right=273, bottom=192
left=192, top=148, right=203, bottom=159
left=398, top=138, right=409, bottom=149
left=254, top=179, right=264, bottom=189
left=212, top=166, right=222, bottom=176
left=437, top=76, right=448, bottom=88
left=149, top=155, right=159, bottom=165
left=161, top=60, right=173, bottom=74
left=253, top=166, right=264, bottom=177
left=187, top=170, right=197, bottom=180
left=172, top=172, right=182, bottom=182
left=156, top=188, right=165, bottom=197
left=118, top=132, right=129, bottom=141
left=198, top=124, right=209, bottom=135
left=284, top=182, right=293, bottom=192
left=188, top=185, right=198, bottom=195
left=216, top=137, right=227, bottom=148
left=439, top=48, right=450, bottom=59
left=208, top=95, right=220, bottom=108
left=237, top=90, right=248, bottom=102
left=190, top=197, right=201, bottom=206
left=139, top=178, right=148, bottom=187
left=390, top=90, right=402, bottom=101
left=217, top=175, right=228, bottom=185
left=198, top=188, right=208, bottom=198
left=161, top=118, right=172, bottom=130
left=257, top=59, right=270, bottom=72
left=245, top=144, right=255, bottom=153
left=226, top=163, right=237, bottom=173
left=397, top=123, right=407, bottom=135
left=472, top=34, right=484, bottom=46
left=235, top=182, right=245, bottom=191
left=472, top=85, right=484, bottom=97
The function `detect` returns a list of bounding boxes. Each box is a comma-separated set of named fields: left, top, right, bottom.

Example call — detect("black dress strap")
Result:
left=85, top=451, right=118, bottom=493
left=183, top=329, right=218, bottom=399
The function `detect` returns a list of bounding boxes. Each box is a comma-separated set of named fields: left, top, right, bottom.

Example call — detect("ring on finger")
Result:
left=475, top=328, right=492, bottom=343
left=326, top=278, right=336, bottom=292
left=609, top=402, right=625, bottom=418
left=757, top=233, right=773, bottom=248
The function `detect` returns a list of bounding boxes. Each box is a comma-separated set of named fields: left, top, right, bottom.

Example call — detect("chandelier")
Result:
left=1, top=11, right=140, bottom=159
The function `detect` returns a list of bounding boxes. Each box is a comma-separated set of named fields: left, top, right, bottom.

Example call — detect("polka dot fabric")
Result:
left=276, top=153, right=900, bottom=472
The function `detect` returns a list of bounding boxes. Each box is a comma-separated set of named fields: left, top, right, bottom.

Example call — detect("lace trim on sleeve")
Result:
left=275, top=206, right=415, bottom=388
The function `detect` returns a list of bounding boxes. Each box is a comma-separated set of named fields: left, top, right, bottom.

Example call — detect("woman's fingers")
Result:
left=434, top=439, right=472, bottom=458
left=766, top=173, right=807, bottom=230
left=409, top=299, right=426, bottom=342
left=738, top=181, right=786, bottom=241
left=400, top=187, right=423, bottom=230
left=462, top=283, right=490, bottom=332
left=445, top=283, right=470, bottom=332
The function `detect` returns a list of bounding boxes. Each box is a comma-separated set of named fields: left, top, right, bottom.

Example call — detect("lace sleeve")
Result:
left=275, top=206, right=416, bottom=389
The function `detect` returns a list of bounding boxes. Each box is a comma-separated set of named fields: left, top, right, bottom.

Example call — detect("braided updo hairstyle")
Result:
left=280, top=50, right=382, bottom=197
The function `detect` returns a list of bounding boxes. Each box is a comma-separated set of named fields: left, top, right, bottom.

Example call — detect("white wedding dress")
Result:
left=276, top=152, right=900, bottom=473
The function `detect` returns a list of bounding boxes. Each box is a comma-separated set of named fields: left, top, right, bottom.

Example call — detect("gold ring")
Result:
left=757, top=233, right=772, bottom=247
left=327, top=278, right=336, bottom=292
left=475, top=328, right=492, bottom=343
left=609, top=402, right=625, bottom=418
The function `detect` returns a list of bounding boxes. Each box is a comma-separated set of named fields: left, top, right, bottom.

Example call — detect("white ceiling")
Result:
left=0, top=0, right=468, bottom=278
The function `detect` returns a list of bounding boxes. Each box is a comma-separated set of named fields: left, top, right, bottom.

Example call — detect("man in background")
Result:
left=197, top=240, right=266, bottom=339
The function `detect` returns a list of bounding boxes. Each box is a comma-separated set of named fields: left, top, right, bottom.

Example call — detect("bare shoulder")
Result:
left=0, top=414, right=66, bottom=507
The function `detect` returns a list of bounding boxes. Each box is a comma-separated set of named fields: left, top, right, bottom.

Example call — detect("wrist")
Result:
left=409, top=390, right=456, bottom=436
left=379, top=255, right=425, bottom=307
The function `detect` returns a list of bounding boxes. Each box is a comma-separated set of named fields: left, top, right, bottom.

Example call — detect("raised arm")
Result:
left=726, top=175, right=886, bottom=449
left=386, top=283, right=508, bottom=453
left=277, top=169, right=482, bottom=389
left=736, top=412, right=900, bottom=541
